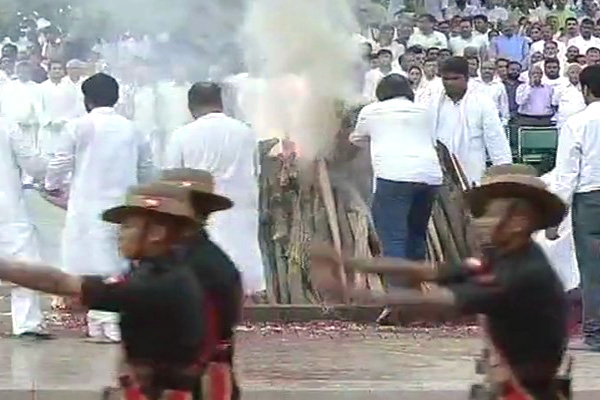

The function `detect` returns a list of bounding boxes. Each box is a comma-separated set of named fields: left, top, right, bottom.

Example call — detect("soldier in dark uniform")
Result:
left=0, top=183, right=219, bottom=400
left=312, top=165, right=569, bottom=400
left=158, top=169, right=243, bottom=400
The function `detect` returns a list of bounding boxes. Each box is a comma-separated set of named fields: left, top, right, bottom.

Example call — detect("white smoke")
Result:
left=240, top=0, right=361, bottom=160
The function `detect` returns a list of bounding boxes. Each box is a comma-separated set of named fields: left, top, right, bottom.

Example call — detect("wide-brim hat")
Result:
left=159, top=169, right=233, bottom=213
left=466, top=164, right=566, bottom=230
left=102, top=183, right=197, bottom=225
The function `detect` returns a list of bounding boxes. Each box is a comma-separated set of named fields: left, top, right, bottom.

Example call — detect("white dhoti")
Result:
left=62, top=209, right=127, bottom=341
left=534, top=210, right=580, bottom=292
left=0, top=222, right=44, bottom=335
left=209, top=207, right=265, bottom=295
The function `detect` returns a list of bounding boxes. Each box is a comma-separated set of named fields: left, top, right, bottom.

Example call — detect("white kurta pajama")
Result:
left=0, top=80, right=41, bottom=162
left=533, top=170, right=580, bottom=292
left=430, top=85, right=513, bottom=185
left=45, top=107, right=154, bottom=340
left=165, top=112, right=265, bottom=294
left=0, top=119, right=48, bottom=335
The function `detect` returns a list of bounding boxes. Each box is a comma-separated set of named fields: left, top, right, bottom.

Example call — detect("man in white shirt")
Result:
left=543, top=57, right=566, bottom=90
left=449, top=17, right=488, bottom=57
left=350, top=73, right=442, bottom=268
left=532, top=26, right=567, bottom=58
left=552, top=63, right=585, bottom=129
left=408, top=14, right=449, bottom=49
left=431, top=57, right=512, bottom=185
left=38, top=61, right=72, bottom=157
left=475, top=60, right=510, bottom=126
left=567, top=18, right=600, bottom=54
left=483, top=0, right=509, bottom=23
left=446, top=0, right=481, bottom=19
left=165, top=82, right=264, bottom=296
left=45, top=73, right=154, bottom=342
left=553, top=65, right=600, bottom=351
left=363, top=49, right=395, bottom=101
left=373, top=24, right=405, bottom=60
left=1, top=62, right=40, bottom=156
left=61, top=59, right=87, bottom=120
left=0, top=118, right=50, bottom=340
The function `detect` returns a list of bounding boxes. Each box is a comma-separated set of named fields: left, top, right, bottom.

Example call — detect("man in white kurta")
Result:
left=1, top=62, right=40, bottom=159
left=431, top=57, right=512, bottom=185
left=0, top=119, right=49, bottom=337
left=45, top=73, right=154, bottom=342
left=165, top=82, right=264, bottom=295
left=61, top=59, right=87, bottom=120
left=474, top=60, right=510, bottom=127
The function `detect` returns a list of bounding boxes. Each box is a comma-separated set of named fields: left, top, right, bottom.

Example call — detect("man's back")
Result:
left=166, top=112, right=257, bottom=201
left=67, top=107, right=152, bottom=210
left=0, top=119, right=40, bottom=225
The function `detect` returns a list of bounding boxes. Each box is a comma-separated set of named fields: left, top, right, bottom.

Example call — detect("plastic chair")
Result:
left=517, top=126, right=558, bottom=164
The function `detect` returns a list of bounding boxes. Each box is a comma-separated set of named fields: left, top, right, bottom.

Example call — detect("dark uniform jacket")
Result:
left=439, top=242, right=568, bottom=400
left=80, top=256, right=205, bottom=395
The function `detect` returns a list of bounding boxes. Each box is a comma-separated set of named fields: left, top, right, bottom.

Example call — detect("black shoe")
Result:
left=16, top=332, right=55, bottom=341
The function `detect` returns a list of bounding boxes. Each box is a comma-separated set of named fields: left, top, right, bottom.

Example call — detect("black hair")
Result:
left=380, top=24, right=395, bottom=33
left=581, top=18, right=594, bottom=26
left=406, top=45, right=425, bottom=54
left=377, top=49, right=393, bottom=57
left=2, top=43, right=17, bottom=55
left=439, top=48, right=452, bottom=55
left=376, top=74, right=415, bottom=102
left=580, top=65, right=600, bottom=97
left=544, top=57, right=560, bottom=66
left=565, top=17, right=578, bottom=24
left=543, top=40, right=558, bottom=48
left=460, top=17, right=473, bottom=25
left=81, top=73, right=119, bottom=108
left=508, top=60, right=522, bottom=68
left=188, top=82, right=222, bottom=108
left=440, top=56, right=469, bottom=78
left=466, top=55, right=480, bottom=63
left=48, top=60, right=65, bottom=69
left=586, top=47, right=600, bottom=55
left=426, top=47, right=440, bottom=55
left=419, top=14, right=437, bottom=24
left=473, top=14, right=488, bottom=23
left=495, top=57, right=510, bottom=66
left=409, top=65, right=422, bottom=73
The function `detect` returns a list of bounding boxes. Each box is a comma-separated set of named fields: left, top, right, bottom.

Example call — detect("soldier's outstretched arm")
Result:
left=0, top=257, right=82, bottom=296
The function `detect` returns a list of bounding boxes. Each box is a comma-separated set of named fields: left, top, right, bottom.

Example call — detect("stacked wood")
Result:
left=258, top=138, right=382, bottom=305
left=427, top=142, right=478, bottom=271
left=257, top=107, right=477, bottom=304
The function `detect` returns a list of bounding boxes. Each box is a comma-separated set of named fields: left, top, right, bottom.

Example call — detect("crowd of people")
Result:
left=0, top=1, right=598, bottom=398
left=352, top=0, right=600, bottom=354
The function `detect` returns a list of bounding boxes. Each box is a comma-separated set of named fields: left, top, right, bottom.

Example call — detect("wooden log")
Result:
left=316, top=159, right=348, bottom=302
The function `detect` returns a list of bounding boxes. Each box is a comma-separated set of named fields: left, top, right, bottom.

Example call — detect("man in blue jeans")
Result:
left=350, top=74, right=442, bottom=325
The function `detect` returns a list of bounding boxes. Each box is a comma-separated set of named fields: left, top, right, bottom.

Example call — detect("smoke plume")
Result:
left=241, top=0, right=361, bottom=160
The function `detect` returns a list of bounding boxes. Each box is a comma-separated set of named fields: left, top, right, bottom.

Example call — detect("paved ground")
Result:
left=1, top=186, right=597, bottom=399
left=0, top=322, right=598, bottom=399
